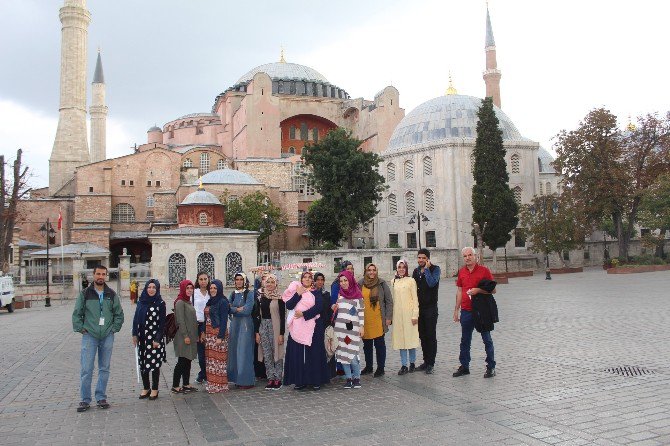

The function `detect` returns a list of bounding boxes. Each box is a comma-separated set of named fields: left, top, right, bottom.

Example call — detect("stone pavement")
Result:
left=1, top=268, right=669, bottom=445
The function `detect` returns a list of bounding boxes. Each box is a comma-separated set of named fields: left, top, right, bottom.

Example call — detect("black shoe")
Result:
left=148, top=391, right=159, bottom=400
left=138, top=391, right=150, bottom=399
left=373, top=368, right=385, bottom=377
left=417, top=363, right=428, bottom=371
left=96, top=399, right=110, bottom=409
left=398, top=366, right=409, bottom=376
left=312, top=385, right=321, bottom=391
left=196, top=377, right=204, bottom=384
left=294, top=385, right=307, bottom=391
left=452, top=365, right=470, bottom=377
left=484, top=367, right=496, bottom=378
left=409, top=363, right=416, bottom=373
left=360, top=366, right=373, bottom=376
left=76, top=402, right=90, bottom=413
left=425, top=365, right=434, bottom=374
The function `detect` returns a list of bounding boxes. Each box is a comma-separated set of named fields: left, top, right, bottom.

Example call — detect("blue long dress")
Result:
left=283, top=290, right=331, bottom=387
left=227, top=289, right=255, bottom=386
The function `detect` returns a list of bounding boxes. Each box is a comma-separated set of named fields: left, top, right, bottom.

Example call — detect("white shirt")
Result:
left=193, top=288, right=209, bottom=322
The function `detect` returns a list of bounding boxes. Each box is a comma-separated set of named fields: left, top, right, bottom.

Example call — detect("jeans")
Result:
left=80, top=332, right=115, bottom=404
left=173, top=356, right=192, bottom=388
left=342, top=356, right=361, bottom=379
left=459, top=310, right=495, bottom=369
left=418, top=312, right=438, bottom=366
left=362, top=335, right=386, bottom=370
left=399, top=348, right=417, bottom=366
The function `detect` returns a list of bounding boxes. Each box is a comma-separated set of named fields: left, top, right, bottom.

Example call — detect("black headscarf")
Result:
left=206, top=279, right=225, bottom=306
left=136, top=278, right=163, bottom=329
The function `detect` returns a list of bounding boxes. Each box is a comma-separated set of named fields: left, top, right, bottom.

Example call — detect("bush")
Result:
left=623, top=254, right=667, bottom=265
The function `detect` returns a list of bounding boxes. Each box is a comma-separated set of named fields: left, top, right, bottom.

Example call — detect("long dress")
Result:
left=283, top=291, right=331, bottom=386
left=204, top=306, right=229, bottom=393
left=227, top=290, right=255, bottom=386
left=138, top=303, right=166, bottom=373
left=391, top=276, right=420, bottom=350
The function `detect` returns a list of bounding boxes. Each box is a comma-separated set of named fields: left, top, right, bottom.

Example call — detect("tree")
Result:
left=302, top=128, right=386, bottom=247
left=554, top=109, right=670, bottom=259
left=638, top=173, right=670, bottom=258
left=222, top=190, right=287, bottom=252
left=519, top=194, right=588, bottom=267
left=471, top=97, right=519, bottom=270
left=0, top=149, right=29, bottom=271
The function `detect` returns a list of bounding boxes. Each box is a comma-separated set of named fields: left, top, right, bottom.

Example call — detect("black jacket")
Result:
left=471, top=279, right=499, bottom=332
left=412, top=264, right=441, bottom=316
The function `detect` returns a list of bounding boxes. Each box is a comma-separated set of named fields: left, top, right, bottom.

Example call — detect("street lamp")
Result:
left=39, top=219, right=56, bottom=307
left=259, top=213, right=277, bottom=266
left=408, top=211, right=430, bottom=249
left=530, top=197, right=559, bottom=280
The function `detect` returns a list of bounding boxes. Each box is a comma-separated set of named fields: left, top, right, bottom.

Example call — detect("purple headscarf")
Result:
left=337, top=270, right=363, bottom=300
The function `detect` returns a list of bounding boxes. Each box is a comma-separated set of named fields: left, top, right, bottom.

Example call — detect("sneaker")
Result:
left=294, top=385, right=307, bottom=391
left=425, top=365, right=434, bottom=375
left=312, top=385, right=321, bottom=391
left=265, top=381, right=275, bottom=390
left=196, top=377, right=204, bottom=384
left=452, top=365, right=470, bottom=377
left=398, top=366, right=409, bottom=376
left=343, top=379, right=353, bottom=389
left=373, top=368, right=385, bottom=377
left=76, top=402, right=90, bottom=413
left=237, top=385, right=254, bottom=390
left=360, top=366, right=373, bottom=376
left=96, top=399, right=110, bottom=409
left=409, top=363, right=416, bottom=373
left=417, top=363, right=428, bottom=371
left=484, top=367, right=496, bottom=378
left=274, top=380, right=283, bottom=390
left=352, top=378, right=362, bottom=389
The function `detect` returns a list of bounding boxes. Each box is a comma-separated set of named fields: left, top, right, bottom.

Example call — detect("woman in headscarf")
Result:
left=172, top=279, right=199, bottom=394
left=254, top=274, right=286, bottom=390
left=358, top=262, right=393, bottom=377
left=391, top=259, right=420, bottom=375
left=227, top=273, right=256, bottom=389
left=312, top=272, right=336, bottom=378
left=204, top=279, right=230, bottom=393
left=132, top=279, right=166, bottom=400
left=283, top=271, right=330, bottom=390
left=333, top=270, right=365, bottom=389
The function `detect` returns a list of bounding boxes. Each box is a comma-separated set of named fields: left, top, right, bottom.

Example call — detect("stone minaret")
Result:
left=483, top=4, right=502, bottom=108
left=49, top=0, right=91, bottom=194
left=90, top=50, right=107, bottom=163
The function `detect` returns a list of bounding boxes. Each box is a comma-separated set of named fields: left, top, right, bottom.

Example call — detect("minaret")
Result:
left=49, top=0, right=91, bottom=194
left=90, top=49, right=107, bottom=163
left=483, top=4, right=502, bottom=108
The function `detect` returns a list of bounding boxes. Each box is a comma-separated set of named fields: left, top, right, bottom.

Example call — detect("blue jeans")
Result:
left=459, top=310, right=495, bottom=369
left=80, top=332, right=115, bottom=404
left=399, top=348, right=417, bottom=366
left=342, top=356, right=361, bottom=379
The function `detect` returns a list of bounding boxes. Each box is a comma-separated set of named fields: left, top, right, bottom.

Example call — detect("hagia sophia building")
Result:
left=14, top=0, right=560, bottom=284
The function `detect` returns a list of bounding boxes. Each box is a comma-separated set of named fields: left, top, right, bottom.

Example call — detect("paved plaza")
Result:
left=1, top=268, right=669, bottom=445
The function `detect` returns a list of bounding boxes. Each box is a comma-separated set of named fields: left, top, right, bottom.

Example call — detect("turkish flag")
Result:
left=58, top=211, right=62, bottom=230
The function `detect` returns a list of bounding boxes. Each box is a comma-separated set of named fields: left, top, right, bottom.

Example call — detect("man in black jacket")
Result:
left=412, top=248, right=441, bottom=374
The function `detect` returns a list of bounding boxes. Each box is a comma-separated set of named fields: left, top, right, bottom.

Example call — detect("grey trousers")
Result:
left=259, top=319, right=284, bottom=381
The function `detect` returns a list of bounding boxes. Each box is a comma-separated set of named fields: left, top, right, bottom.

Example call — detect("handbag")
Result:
left=324, top=325, right=338, bottom=359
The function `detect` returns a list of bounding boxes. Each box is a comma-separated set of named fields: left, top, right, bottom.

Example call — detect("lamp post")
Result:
left=259, top=213, right=276, bottom=266
left=408, top=211, right=430, bottom=249
left=39, top=219, right=56, bottom=307
left=530, top=197, right=559, bottom=280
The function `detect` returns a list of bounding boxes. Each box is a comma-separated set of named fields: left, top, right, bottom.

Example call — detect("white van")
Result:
left=0, top=274, right=15, bottom=312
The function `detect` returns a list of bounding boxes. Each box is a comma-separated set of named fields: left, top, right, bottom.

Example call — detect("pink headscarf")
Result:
left=337, top=270, right=363, bottom=299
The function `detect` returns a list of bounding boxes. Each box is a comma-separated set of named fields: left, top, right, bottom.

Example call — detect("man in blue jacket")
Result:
left=412, top=249, right=441, bottom=374
left=72, top=265, right=124, bottom=412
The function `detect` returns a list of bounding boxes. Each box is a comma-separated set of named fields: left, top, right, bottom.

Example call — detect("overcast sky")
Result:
left=1, top=0, right=668, bottom=187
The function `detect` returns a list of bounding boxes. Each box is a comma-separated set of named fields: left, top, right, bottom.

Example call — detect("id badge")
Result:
left=99, top=317, right=105, bottom=326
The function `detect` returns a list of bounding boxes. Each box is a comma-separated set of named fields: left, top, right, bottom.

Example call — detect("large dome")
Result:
left=236, top=62, right=329, bottom=85
left=200, top=169, right=261, bottom=185
left=386, top=94, right=526, bottom=153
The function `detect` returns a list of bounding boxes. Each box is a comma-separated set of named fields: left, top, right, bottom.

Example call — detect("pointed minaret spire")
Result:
left=90, top=48, right=108, bottom=163
left=483, top=3, right=502, bottom=108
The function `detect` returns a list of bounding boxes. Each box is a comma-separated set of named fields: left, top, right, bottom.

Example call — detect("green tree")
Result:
left=305, top=199, right=344, bottom=247
left=1, top=149, right=29, bottom=270
left=472, top=97, right=519, bottom=270
left=222, top=190, right=287, bottom=252
left=519, top=194, right=588, bottom=267
left=302, top=128, right=386, bottom=247
left=638, top=173, right=670, bottom=257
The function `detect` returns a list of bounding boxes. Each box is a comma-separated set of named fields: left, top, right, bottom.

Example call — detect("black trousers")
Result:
left=197, top=322, right=206, bottom=381
left=418, top=312, right=438, bottom=366
left=363, top=335, right=386, bottom=370
left=173, top=356, right=192, bottom=388
left=141, top=368, right=160, bottom=391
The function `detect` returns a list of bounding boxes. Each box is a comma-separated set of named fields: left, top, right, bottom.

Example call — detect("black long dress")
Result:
left=283, top=291, right=331, bottom=387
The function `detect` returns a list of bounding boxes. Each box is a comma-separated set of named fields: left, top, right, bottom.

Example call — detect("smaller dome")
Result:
left=181, top=189, right=221, bottom=205
left=148, top=126, right=161, bottom=132
left=200, top=169, right=261, bottom=185
left=538, top=147, right=557, bottom=173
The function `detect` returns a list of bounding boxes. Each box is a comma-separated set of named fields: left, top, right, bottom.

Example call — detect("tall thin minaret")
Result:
left=483, top=4, right=502, bottom=108
left=90, top=49, right=107, bottom=163
left=49, top=0, right=91, bottom=195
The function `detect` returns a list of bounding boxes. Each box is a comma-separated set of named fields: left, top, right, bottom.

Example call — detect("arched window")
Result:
left=300, top=123, right=308, bottom=141
left=146, top=196, right=155, bottom=208
left=227, top=195, right=238, bottom=203
left=225, top=252, right=242, bottom=286
left=423, top=156, right=433, bottom=176
left=298, top=210, right=306, bottom=227
left=388, top=194, right=397, bottom=215
left=424, top=189, right=435, bottom=212
left=217, top=159, right=228, bottom=170
left=470, top=152, right=476, bottom=173
left=289, top=125, right=296, bottom=139
left=404, top=160, right=414, bottom=179
left=200, top=152, right=210, bottom=175
left=112, top=203, right=135, bottom=223
left=405, top=191, right=416, bottom=214
left=199, top=212, right=208, bottom=226
left=387, top=163, right=396, bottom=182
left=288, top=147, right=296, bottom=154
left=183, top=158, right=192, bottom=168
left=197, top=252, right=215, bottom=279
left=538, top=157, right=544, bottom=172
left=546, top=182, right=553, bottom=194
left=539, top=182, right=544, bottom=195
left=513, top=186, right=522, bottom=205
left=168, top=253, right=186, bottom=288
left=312, top=128, right=319, bottom=142
left=511, top=154, right=520, bottom=174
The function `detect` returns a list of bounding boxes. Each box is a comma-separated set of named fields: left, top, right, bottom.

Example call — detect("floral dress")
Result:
left=204, top=306, right=229, bottom=392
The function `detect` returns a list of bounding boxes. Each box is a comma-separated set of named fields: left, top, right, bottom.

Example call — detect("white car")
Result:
left=0, top=275, right=15, bottom=312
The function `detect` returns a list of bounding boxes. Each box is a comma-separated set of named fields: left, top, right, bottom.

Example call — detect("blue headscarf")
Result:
left=206, top=279, right=225, bottom=306
left=135, top=278, right=163, bottom=330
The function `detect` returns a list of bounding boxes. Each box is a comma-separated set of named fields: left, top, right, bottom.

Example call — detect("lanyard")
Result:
left=98, top=291, right=104, bottom=313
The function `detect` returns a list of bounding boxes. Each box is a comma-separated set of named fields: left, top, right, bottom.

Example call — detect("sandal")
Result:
left=170, top=387, right=184, bottom=394
left=182, top=386, right=198, bottom=392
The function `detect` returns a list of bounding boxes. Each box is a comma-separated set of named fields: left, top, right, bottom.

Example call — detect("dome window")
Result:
left=404, top=160, right=414, bottom=180
left=388, top=194, right=397, bottom=215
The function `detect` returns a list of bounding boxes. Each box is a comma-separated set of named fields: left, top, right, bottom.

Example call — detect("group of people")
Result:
left=72, top=247, right=498, bottom=412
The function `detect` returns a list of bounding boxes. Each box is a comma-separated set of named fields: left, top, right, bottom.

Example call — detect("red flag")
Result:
left=58, top=211, right=62, bottom=230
